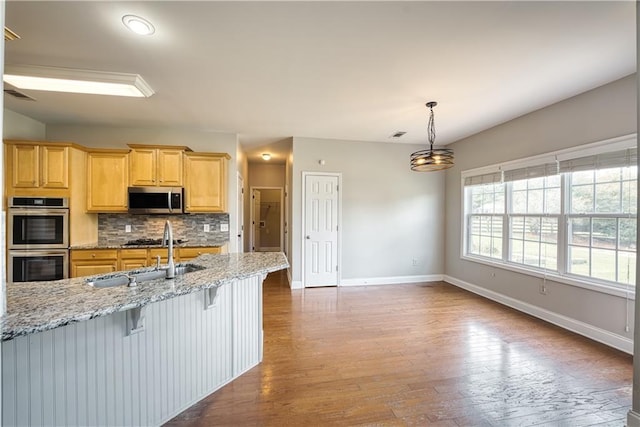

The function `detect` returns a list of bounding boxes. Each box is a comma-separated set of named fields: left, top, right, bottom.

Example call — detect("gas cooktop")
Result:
left=123, top=238, right=187, bottom=246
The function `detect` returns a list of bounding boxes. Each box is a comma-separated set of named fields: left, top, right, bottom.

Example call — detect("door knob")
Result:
left=306, top=236, right=310, bottom=239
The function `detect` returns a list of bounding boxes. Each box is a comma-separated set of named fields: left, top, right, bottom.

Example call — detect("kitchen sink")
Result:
left=86, top=263, right=206, bottom=288
left=174, top=264, right=205, bottom=275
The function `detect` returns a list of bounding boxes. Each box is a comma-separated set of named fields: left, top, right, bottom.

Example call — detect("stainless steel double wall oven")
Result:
left=8, top=196, right=69, bottom=283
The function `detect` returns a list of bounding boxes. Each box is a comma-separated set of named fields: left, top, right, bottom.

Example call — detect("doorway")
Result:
left=302, top=172, right=341, bottom=287
left=250, top=187, right=283, bottom=252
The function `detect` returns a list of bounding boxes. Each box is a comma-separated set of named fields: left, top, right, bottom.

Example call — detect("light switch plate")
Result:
left=125, top=225, right=132, bottom=233
left=204, top=224, right=210, bottom=232
left=220, top=223, right=229, bottom=232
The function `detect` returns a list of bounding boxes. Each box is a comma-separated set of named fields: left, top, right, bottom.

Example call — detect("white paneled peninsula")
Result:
left=1, top=252, right=288, bottom=426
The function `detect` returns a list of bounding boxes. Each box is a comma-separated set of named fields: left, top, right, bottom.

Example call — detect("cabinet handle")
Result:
left=92, top=253, right=96, bottom=258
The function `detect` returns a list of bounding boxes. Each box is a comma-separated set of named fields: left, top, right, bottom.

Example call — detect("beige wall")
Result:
left=248, top=163, right=285, bottom=188
left=3, top=109, right=45, bottom=140
left=444, top=74, right=637, bottom=346
left=291, top=136, right=445, bottom=286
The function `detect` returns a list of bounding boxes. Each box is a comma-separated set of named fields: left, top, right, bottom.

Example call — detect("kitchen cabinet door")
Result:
left=129, top=146, right=185, bottom=187
left=40, top=145, right=69, bottom=188
left=87, top=150, right=129, bottom=212
left=119, top=249, right=148, bottom=270
left=129, top=147, right=156, bottom=186
left=10, top=143, right=39, bottom=188
left=184, top=153, right=229, bottom=212
left=70, top=249, right=118, bottom=278
left=8, top=143, right=69, bottom=189
left=157, top=149, right=183, bottom=186
left=149, top=248, right=172, bottom=265
left=179, top=246, right=221, bottom=261
left=180, top=246, right=220, bottom=262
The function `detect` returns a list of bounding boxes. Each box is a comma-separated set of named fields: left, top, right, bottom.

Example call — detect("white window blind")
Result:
left=558, top=148, right=637, bottom=173
left=503, top=162, right=559, bottom=182
left=463, top=171, right=502, bottom=186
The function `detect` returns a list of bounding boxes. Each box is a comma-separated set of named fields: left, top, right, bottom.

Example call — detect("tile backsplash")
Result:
left=98, top=213, right=229, bottom=246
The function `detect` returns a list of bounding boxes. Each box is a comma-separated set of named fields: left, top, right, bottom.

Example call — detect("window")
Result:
left=508, top=175, right=560, bottom=270
left=465, top=173, right=504, bottom=259
left=566, top=166, right=637, bottom=284
left=462, top=139, right=636, bottom=289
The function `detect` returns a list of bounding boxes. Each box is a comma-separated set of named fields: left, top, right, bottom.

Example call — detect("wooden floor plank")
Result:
left=165, top=272, right=632, bottom=426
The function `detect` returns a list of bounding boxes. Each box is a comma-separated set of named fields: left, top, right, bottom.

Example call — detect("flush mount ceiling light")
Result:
left=262, top=153, right=272, bottom=161
left=410, top=101, right=454, bottom=172
left=3, top=65, right=155, bottom=98
left=122, top=15, right=155, bottom=36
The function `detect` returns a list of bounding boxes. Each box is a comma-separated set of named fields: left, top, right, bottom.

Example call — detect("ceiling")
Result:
left=3, top=1, right=636, bottom=164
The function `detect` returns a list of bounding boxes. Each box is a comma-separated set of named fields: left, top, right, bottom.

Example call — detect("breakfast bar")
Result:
left=1, top=252, right=289, bottom=426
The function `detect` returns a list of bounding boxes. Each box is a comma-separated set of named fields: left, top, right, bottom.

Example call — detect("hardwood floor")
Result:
left=166, top=271, right=632, bottom=426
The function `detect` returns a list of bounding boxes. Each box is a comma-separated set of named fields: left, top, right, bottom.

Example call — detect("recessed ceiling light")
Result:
left=122, top=15, right=155, bottom=36
left=3, top=65, right=155, bottom=98
left=262, top=153, right=271, bottom=161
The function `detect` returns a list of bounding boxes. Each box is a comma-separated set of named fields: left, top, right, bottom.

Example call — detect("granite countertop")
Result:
left=70, top=242, right=225, bottom=249
left=1, top=252, right=289, bottom=341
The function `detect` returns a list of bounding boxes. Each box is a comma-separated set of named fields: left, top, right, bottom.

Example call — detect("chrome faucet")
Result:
left=163, top=220, right=175, bottom=279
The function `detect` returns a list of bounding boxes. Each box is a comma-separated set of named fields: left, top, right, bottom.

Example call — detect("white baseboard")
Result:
left=340, top=274, right=443, bottom=287
left=444, top=275, right=633, bottom=355
left=290, top=279, right=303, bottom=290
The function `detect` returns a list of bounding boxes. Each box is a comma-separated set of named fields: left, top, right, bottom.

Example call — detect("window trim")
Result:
left=460, top=133, right=637, bottom=299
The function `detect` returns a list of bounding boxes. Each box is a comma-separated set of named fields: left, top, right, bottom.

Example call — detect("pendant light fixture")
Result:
left=410, top=101, right=454, bottom=171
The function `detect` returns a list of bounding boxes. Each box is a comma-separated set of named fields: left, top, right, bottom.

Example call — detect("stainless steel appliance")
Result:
left=8, top=250, right=69, bottom=283
left=9, top=196, right=69, bottom=249
left=8, top=196, right=70, bottom=283
left=128, top=186, right=184, bottom=214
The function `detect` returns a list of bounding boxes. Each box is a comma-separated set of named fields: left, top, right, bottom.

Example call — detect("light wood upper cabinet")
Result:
left=7, top=142, right=69, bottom=190
left=183, top=152, right=230, bottom=213
left=128, top=145, right=188, bottom=187
left=87, top=149, right=129, bottom=212
left=41, top=145, right=69, bottom=188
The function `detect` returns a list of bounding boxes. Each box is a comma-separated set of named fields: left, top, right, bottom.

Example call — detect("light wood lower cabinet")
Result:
left=70, top=249, right=118, bottom=277
left=119, top=249, right=148, bottom=271
left=179, top=246, right=221, bottom=261
left=71, top=247, right=222, bottom=277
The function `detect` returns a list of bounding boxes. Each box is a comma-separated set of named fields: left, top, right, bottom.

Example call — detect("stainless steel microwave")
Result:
left=128, top=187, right=184, bottom=214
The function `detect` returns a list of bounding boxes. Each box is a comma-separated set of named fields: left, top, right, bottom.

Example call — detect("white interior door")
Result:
left=304, top=174, right=339, bottom=287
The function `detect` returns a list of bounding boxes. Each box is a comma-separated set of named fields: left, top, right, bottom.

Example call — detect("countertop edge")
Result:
left=2, top=253, right=289, bottom=341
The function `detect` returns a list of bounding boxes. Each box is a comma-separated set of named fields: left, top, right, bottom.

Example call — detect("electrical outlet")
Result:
left=220, top=223, right=229, bottom=232
left=125, top=225, right=132, bottom=233
left=204, top=224, right=210, bottom=232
